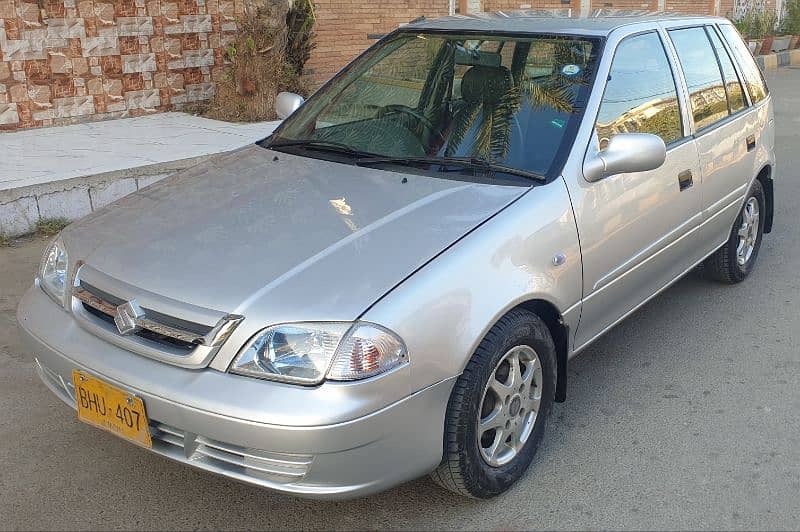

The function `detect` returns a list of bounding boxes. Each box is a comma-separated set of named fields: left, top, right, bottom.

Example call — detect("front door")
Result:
left=565, top=30, right=704, bottom=350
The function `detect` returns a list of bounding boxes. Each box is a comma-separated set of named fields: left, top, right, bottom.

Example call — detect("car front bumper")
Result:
left=17, top=286, right=454, bottom=500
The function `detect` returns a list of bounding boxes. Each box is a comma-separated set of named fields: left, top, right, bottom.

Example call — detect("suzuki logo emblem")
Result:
left=114, top=300, right=144, bottom=335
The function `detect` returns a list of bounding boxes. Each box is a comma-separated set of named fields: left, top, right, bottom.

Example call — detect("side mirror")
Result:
left=275, top=92, right=305, bottom=120
left=583, top=132, right=667, bottom=182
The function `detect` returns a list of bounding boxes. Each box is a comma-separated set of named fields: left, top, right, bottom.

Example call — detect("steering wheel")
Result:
left=378, top=104, right=436, bottom=132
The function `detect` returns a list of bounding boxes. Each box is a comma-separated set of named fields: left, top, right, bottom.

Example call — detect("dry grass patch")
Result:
left=35, top=218, right=70, bottom=236
left=201, top=0, right=315, bottom=123
left=0, top=217, right=71, bottom=247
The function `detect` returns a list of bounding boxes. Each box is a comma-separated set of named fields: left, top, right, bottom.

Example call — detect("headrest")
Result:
left=461, top=65, right=513, bottom=106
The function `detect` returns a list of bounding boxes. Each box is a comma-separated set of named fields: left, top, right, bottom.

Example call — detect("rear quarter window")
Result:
left=718, top=24, right=768, bottom=104
left=707, top=27, right=747, bottom=114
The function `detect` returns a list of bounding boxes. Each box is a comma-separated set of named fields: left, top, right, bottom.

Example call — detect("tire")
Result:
left=704, top=179, right=765, bottom=284
left=430, top=308, right=556, bottom=498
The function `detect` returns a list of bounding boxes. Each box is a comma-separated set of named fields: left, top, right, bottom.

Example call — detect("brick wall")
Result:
left=480, top=0, right=745, bottom=17
left=0, top=0, right=242, bottom=130
left=304, top=0, right=452, bottom=83
left=484, top=1, right=581, bottom=11
left=305, top=0, right=763, bottom=88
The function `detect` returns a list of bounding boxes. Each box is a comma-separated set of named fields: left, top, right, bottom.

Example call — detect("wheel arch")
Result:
left=755, top=164, right=774, bottom=234
left=509, top=299, right=569, bottom=403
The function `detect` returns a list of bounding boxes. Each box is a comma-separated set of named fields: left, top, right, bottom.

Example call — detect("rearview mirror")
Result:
left=275, top=92, right=305, bottom=120
left=583, top=132, right=667, bottom=182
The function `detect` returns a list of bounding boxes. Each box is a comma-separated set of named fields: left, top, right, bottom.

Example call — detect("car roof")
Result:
left=404, top=9, right=729, bottom=36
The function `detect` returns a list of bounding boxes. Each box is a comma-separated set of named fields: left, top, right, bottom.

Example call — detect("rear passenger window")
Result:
left=718, top=24, right=768, bottom=104
left=668, top=27, right=729, bottom=130
left=707, top=27, right=746, bottom=113
left=596, top=32, right=683, bottom=147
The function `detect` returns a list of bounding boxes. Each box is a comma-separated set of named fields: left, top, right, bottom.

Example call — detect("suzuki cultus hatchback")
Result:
left=18, top=12, right=775, bottom=499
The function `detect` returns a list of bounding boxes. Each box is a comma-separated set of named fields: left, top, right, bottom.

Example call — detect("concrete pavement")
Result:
left=0, top=113, right=280, bottom=191
left=0, top=113, right=280, bottom=237
left=0, top=68, right=798, bottom=530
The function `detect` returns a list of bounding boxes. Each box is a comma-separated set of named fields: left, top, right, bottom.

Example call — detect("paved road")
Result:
left=1, top=68, right=799, bottom=531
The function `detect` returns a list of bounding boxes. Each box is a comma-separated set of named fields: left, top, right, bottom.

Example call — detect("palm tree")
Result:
left=445, top=40, right=590, bottom=162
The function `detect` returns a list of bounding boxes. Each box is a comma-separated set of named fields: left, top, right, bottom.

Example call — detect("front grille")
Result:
left=70, top=264, right=244, bottom=367
left=75, top=281, right=211, bottom=350
left=80, top=297, right=196, bottom=351
left=35, top=359, right=311, bottom=485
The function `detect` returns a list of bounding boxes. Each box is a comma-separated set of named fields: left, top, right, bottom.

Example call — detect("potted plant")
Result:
left=782, top=0, right=800, bottom=48
left=734, top=9, right=765, bottom=55
left=754, top=10, right=778, bottom=54
left=772, top=10, right=793, bottom=53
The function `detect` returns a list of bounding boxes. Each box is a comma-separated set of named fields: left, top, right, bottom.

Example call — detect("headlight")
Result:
left=39, top=237, right=69, bottom=305
left=229, top=322, right=408, bottom=384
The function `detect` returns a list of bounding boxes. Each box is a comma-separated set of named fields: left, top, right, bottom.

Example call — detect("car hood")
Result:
left=64, top=145, right=527, bottom=320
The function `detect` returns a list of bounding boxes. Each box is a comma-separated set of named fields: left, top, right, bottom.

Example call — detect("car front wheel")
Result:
left=430, top=308, right=556, bottom=498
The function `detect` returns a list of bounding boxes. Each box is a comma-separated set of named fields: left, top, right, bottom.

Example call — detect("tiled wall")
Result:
left=0, top=0, right=243, bottom=130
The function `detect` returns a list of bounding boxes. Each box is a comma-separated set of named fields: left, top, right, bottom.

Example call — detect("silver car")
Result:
left=17, top=12, right=775, bottom=499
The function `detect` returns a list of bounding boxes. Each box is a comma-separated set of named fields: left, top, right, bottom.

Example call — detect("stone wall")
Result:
left=0, top=0, right=243, bottom=130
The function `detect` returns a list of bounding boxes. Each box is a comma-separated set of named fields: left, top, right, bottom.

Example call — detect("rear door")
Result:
left=664, top=24, right=759, bottom=248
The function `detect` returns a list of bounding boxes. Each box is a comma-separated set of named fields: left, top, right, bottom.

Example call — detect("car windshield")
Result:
left=268, top=31, right=601, bottom=180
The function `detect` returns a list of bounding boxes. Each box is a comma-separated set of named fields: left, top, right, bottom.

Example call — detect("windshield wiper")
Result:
left=266, top=139, right=377, bottom=159
left=358, top=155, right=546, bottom=183
left=267, top=140, right=545, bottom=183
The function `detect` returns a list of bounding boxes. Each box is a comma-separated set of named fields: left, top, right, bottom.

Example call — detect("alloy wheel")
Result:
left=736, top=196, right=760, bottom=266
left=477, top=345, right=543, bottom=467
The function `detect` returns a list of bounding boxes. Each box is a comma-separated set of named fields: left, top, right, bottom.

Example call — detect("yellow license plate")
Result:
left=72, top=370, right=152, bottom=449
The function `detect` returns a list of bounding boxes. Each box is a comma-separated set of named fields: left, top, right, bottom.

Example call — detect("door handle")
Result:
left=746, top=134, right=756, bottom=152
left=678, top=169, right=693, bottom=191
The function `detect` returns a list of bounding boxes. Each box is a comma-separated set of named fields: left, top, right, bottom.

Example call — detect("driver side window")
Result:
left=596, top=32, right=684, bottom=148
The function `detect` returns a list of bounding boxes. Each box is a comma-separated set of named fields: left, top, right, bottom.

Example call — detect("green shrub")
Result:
left=733, top=18, right=749, bottom=35
left=734, top=7, right=777, bottom=39
left=782, top=0, right=800, bottom=34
